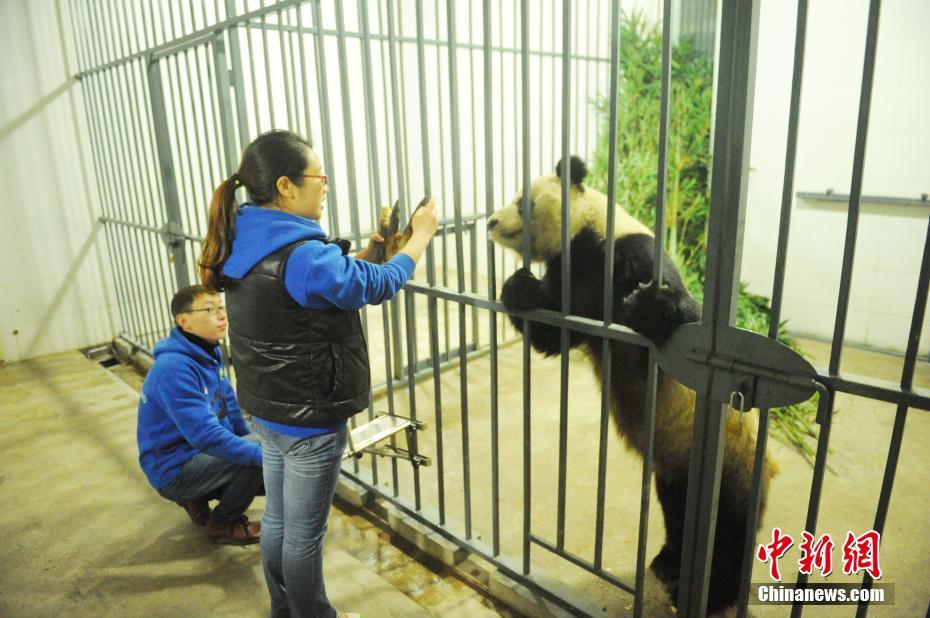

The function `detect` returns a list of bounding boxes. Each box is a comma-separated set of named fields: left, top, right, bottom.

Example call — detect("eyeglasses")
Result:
left=183, top=306, right=226, bottom=316
left=303, top=174, right=328, bottom=186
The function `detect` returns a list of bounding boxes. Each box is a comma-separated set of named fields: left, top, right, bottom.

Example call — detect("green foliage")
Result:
left=587, top=12, right=821, bottom=460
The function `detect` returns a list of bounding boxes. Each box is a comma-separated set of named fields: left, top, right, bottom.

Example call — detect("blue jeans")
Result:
left=158, top=433, right=263, bottom=526
left=255, top=422, right=347, bottom=618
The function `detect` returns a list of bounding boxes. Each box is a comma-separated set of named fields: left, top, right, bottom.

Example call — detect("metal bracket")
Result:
left=158, top=221, right=187, bottom=249
left=344, top=412, right=429, bottom=469
left=656, top=323, right=817, bottom=409
left=353, top=444, right=431, bottom=468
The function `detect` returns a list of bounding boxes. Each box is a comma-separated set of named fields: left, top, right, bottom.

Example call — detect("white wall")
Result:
left=0, top=0, right=117, bottom=362
left=743, top=0, right=930, bottom=356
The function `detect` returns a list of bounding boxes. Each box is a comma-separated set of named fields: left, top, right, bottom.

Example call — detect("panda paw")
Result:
left=621, top=280, right=699, bottom=346
left=502, top=267, right=545, bottom=312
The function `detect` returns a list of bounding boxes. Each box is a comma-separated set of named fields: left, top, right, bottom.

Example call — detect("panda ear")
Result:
left=555, top=156, right=588, bottom=187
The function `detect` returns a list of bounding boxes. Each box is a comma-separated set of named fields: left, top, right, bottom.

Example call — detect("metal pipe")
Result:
left=308, top=0, right=340, bottom=237
left=594, top=0, right=622, bottom=572
left=520, top=0, right=533, bottom=576
left=828, top=0, right=882, bottom=376
left=445, top=0, right=474, bottom=540
left=555, top=0, right=572, bottom=553
left=481, top=0, right=501, bottom=558
left=413, top=0, right=445, bottom=523
left=789, top=381, right=834, bottom=618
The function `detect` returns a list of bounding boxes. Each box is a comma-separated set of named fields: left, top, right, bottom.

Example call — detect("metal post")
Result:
left=677, top=0, right=760, bottom=615
left=147, top=55, right=190, bottom=288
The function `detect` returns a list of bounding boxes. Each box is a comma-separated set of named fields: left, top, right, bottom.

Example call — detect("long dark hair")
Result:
left=199, top=130, right=313, bottom=292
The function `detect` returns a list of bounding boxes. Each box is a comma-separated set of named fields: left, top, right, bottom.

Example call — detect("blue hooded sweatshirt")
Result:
left=137, top=327, right=262, bottom=490
left=221, top=205, right=415, bottom=310
left=221, top=205, right=415, bottom=437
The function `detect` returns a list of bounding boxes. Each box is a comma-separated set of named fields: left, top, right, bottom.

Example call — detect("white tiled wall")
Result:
left=0, top=0, right=117, bottom=362
left=742, top=0, right=930, bottom=357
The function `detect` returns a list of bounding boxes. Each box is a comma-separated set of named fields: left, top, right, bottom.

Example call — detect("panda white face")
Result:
left=488, top=169, right=652, bottom=262
left=487, top=175, right=570, bottom=261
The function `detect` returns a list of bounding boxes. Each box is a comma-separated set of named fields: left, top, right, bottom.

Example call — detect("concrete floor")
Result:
left=1, top=334, right=928, bottom=616
left=360, top=336, right=930, bottom=617
left=0, top=352, right=507, bottom=617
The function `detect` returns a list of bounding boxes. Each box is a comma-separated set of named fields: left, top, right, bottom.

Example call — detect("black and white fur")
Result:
left=488, top=157, right=776, bottom=614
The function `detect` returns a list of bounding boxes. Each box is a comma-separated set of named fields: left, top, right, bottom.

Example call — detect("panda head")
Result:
left=488, top=156, right=650, bottom=261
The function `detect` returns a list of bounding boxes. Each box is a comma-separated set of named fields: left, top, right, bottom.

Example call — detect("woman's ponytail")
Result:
left=199, top=175, right=240, bottom=292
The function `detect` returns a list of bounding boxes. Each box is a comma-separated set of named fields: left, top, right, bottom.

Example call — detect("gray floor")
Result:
left=0, top=352, right=505, bottom=617
left=1, top=337, right=928, bottom=616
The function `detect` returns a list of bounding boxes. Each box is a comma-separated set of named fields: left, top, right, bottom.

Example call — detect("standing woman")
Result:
left=199, top=130, right=438, bottom=618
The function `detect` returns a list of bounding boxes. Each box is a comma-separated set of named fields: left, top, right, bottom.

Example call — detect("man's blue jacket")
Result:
left=137, top=327, right=262, bottom=490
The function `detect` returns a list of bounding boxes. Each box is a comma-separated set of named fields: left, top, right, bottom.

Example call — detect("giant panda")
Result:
left=487, top=156, right=776, bottom=614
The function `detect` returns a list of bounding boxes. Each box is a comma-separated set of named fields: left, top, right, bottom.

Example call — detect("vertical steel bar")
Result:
left=277, top=4, right=300, bottom=132
left=593, top=0, right=621, bottom=571
left=309, top=0, right=341, bottom=237
left=789, top=382, right=834, bottom=618
left=445, top=0, right=473, bottom=540
left=738, top=1, right=809, bottom=614
left=828, top=0, right=882, bottom=376
left=261, top=9, right=276, bottom=128
left=435, top=5, right=451, bottom=364
left=481, top=0, right=500, bottom=557
left=520, top=0, right=533, bottom=576
left=678, top=0, right=760, bottom=614
left=148, top=56, right=192, bottom=288
left=306, top=2, right=359, bottom=477
left=224, top=0, right=250, bottom=148
left=467, top=1, right=480, bottom=349
left=296, top=3, right=314, bottom=141
left=385, top=0, right=423, bottom=509
left=414, top=0, right=444, bottom=522
left=376, top=0, right=398, bottom=496
left=355, top=0, right=391, bottom=489
left=330, top=0, right=374, bottom=454
left=855, top=214, right=930, bottom=616
left=213, top=32, right=242, bottom=174
left=166, top=50, right=201, bottom=263
left=555, top=0, right=572, bottom=552
left=246, top=13, right=263, bottom=135
left=633, top=0, right=673, bottom=613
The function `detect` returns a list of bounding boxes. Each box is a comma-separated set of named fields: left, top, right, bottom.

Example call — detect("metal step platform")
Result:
left=344, top=412, right=430, bottom=468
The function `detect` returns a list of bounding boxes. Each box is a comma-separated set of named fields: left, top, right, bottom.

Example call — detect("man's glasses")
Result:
left=303, top=174, right=328, bottom=186
left=183, top=306, right=226, bottom=316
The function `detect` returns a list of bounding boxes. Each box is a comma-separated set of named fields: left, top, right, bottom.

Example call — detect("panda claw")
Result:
left=502, top=267, right=544, bottom=312
left=621, top=280, right=699, bottom=345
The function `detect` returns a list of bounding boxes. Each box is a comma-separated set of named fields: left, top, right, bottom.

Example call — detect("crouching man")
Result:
left=137, top=285, right=263, bottom=545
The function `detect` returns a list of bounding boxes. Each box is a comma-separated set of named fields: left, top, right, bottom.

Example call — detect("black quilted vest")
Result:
left=225, top=239, right=370, bottom=426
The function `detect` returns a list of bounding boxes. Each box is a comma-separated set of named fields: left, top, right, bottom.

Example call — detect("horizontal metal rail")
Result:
left=528, top=533, right=636, bottom=595
left=796, top=191, right=929, bottom=208
left=99, top=212, right=481, bottom=247
left=74, top=0, right=610, bottom=81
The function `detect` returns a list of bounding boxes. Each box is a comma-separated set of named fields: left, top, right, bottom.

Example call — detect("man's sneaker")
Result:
left=178, top=498, right=211, bottom=526
left=205, top=516, right=261, bottom=545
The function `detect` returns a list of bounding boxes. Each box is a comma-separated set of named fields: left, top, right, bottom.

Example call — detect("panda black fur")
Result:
left=488, top=156, right=776, bottom=614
